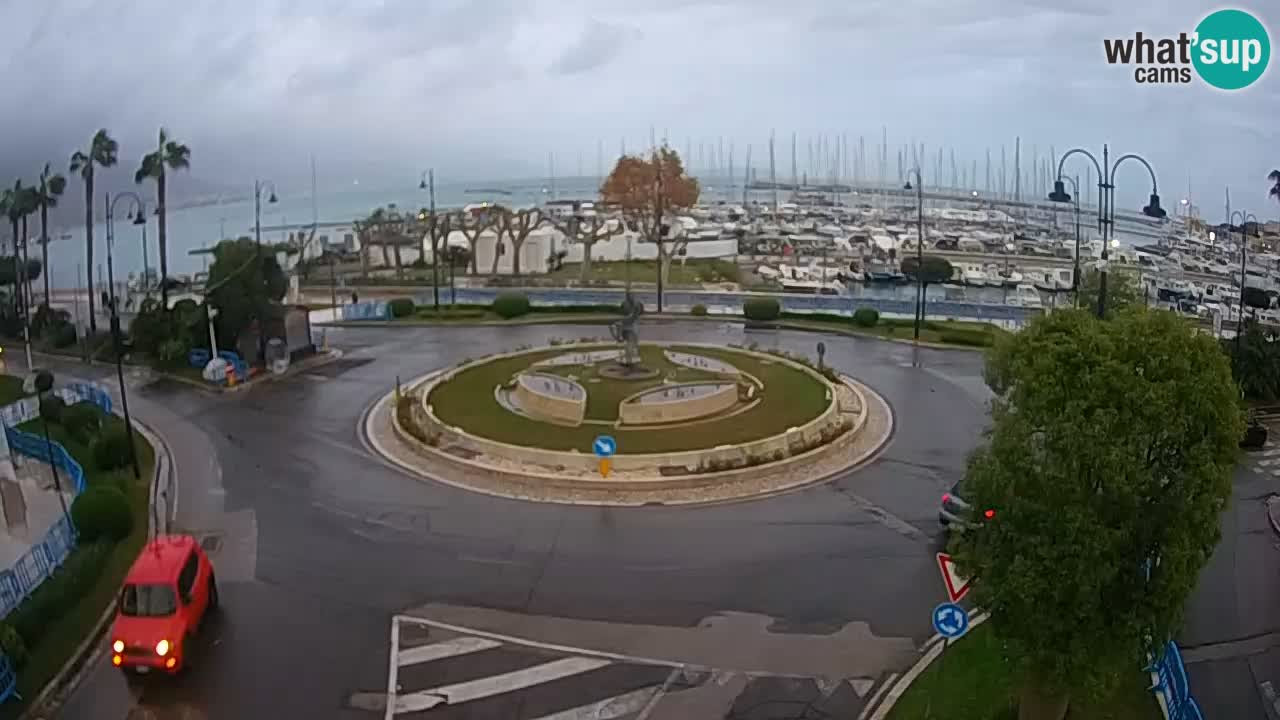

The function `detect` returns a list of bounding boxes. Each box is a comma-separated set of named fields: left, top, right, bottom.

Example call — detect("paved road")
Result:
left=43, top=321, right=993, bottom=719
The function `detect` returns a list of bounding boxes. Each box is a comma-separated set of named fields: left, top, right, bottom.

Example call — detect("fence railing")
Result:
left=1148, top=640, right=1204, bottom=720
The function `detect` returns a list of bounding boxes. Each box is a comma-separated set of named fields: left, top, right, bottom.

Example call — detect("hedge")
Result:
left=938, top=328, right=996, bottom=347
left=61, top=401, right=102, bottom=444
left=852, top=307, right=880, bottom=327
left=92, top=425, right=134, bottom=471
left=7, top=541, right=113, bottom=652
left=388, top=297, right=415, bottom=318
left=742, top=297, right=781, bottom=321
left=691, top=304, right=708, bottom=316
left=492, top=293, right=531, bottom=319
left=70, top=486, right=133, bottom=543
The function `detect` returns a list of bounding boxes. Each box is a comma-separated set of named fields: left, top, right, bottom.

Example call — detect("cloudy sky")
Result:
left=1, top=0, right=1277, bottom=216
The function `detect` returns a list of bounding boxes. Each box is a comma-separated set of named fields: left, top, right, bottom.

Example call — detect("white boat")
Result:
left=961, top=265, right=989, bottom=287
left=1015, top=284, right=1042, bottom=308
left=779, top=278, right=845, bottom=295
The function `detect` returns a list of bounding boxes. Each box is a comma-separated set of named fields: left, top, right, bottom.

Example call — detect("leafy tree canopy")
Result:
left=953, top=308, right=1240, bottom=709
left=0, top=258, right=41, bottom=286
left=1226, top=317, right=1280, bottom=402
left=600, top=146, right=700, bottom=222
left=206, top=237, right=287, bottom=347
left=900, top=255, right=954, bottom=284
left=1075, top=267, right=1144, bottom=317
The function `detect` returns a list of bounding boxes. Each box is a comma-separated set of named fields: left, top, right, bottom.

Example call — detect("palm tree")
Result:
left=0, top=186, right=16, bottom=317
left=33, top=163, right=66, bottom=305
left=135, top=127, right=190, bottom=310
left=4, top=181, right=37, bottom=328
left=70, top=129, right=118, bottom=334
left=1269, top=170, right=1280, bottom=204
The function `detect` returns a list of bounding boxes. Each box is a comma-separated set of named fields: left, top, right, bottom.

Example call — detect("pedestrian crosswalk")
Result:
left=1248, top=445, right=1280, bottom=476
left=384, top=615, right=874, bottom=720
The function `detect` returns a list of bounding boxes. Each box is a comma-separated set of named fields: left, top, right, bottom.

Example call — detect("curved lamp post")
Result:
left=103, top=191, right=145, bottom=479
left=1230, top=209, right=1259, bottom=353
left=903, top=168, right=925, bottom=341
left=1050, top=145, right=1165, bottom=318
left=1048, top=175, right=1083, bottom=307
left=253, top=180, right=278, bottom=366
left=419, top=170, right=439, bottom=310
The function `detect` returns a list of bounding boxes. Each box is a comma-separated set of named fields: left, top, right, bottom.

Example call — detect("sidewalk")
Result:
left=0, top=455, right=74, bottom=568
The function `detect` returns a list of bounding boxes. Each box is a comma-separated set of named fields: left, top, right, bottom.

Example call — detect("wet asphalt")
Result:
left=51, top=320, right=995, bottom=719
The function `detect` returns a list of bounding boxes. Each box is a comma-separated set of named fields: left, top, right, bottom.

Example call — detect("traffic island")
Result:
left=363, top=341, right=894, bottom=505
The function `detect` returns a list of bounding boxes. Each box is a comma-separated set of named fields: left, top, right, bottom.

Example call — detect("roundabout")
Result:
left=373, top=339, right=895, bottom=505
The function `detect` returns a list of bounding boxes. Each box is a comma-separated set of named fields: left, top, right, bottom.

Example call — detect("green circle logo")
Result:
left=1192, top=9, right=1270, bottom=90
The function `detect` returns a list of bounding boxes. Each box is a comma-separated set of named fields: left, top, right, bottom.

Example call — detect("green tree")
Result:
left=205, top=237, right=287, bottom=357
left=952, top=308, right=1240, bottom=720
left=70, top=129, right=119, bottom=334
left=5, top=182, right=39, bottom=322
left=32, top=163, right=66, bottom=304
left=134, top=127, right=191, bottom=311
left=1075, top=267, right=1143, bottom=316
left=1241, top=286, right=1271, bottom=313
left=901, top=255, right=954, bottom=328
left=1226, top=318, right=1280, bottom=401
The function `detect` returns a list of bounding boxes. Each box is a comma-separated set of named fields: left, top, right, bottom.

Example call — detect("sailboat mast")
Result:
left=769, top=131, right=779, bottom=213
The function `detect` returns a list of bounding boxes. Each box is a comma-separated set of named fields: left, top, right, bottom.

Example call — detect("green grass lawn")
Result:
left=0, top=375, right=28, bottom=405
left=779, top=315, right=1006, bottom=347
left=545, top=259, right=740, bottom=286
left=1, top=410, right=155, bottom=719
left=428, top=343, right=830, bottom=453
left=886, top=623, right=1161, bottom=720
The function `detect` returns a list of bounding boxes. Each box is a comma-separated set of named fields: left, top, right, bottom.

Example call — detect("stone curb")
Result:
left=155, top=348, right=345, bottom=394
left=19, top=413, right=174, bottom=720
left=316, top=313, right=992, bottom=352
left=858, top=612, right=991, bottom=720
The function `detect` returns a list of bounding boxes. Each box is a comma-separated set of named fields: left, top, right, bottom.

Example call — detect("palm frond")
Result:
left=92, top=129, right=119, bottom=167
left=164, top=141, right=191, bottom=170
left=1269, top=169, right=1280, bottom=183
left=48, top=174, right=67, bottom=197
left=1271, top=185, right=1280, bottom=198
left=135, top=152, right=160, bottom=184
left=69, top=151, right=89, bottom=175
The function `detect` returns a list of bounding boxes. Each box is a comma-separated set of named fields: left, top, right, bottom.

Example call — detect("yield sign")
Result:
left=936, top=553, right=972, bottom=603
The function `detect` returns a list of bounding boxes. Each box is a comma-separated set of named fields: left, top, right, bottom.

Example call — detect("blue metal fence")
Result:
left=342, top=301, right=391, bottom=321
left=1148, top=641, right=1204, bottom=720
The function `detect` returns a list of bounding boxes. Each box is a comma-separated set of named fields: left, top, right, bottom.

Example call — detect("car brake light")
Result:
left=984, top=509, right=996, bottom=519
left=156, top=639, right=170, bottom=657
left=112, top=640, right=124, bottom=653
left=942, top=493, right=951, bottom=503
left=111, top=654, right=122, bottom=666
left=165, top=657, right=177, bottom=669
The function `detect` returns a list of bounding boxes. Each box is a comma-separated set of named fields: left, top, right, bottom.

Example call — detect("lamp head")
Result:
left=1142, top=193, right=1166, bottom=219
left=268, top=191, right=278, bottom=204
left=419, top=179, right=428, bottom=190
left=1048, top=180, right=1072, bottom=203
left=132, top=210, right=146, bottom=226
left=903, top=181, right=913, bottom=190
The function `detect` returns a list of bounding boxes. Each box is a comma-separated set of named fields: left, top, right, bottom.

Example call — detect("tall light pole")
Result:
left=1050, top=145, right=1165, bottom=318
left=104, top=191, right=145, bottom=480
left=419, top=170, right=440, bottom=311
left=903, top=168, right=925, bottom=341
left=1230, top=210, right=1259, bottom=353
left=254, top=180, right=278, bottom=366
left=1050, top=175, right=1084, bottom=307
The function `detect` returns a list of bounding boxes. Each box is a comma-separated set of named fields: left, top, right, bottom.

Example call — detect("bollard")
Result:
left=395, top=375, right=402, bottom=403
left=226, top=367, right=238, bottom=388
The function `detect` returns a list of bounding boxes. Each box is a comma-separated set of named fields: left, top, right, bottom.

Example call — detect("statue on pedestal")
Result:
left=610, top=294, right=644, bottom=367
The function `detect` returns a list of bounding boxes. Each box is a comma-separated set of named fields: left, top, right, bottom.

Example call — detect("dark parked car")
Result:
left=1242, top=416, right=1269, bottom=450
left=939, top=481, right=974, bottom=531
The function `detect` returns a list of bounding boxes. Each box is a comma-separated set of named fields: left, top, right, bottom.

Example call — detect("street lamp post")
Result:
left=903, top=169, right=925, bottom=341
left=1230, top=210, right=1259, bottom=353
left=104, top=191, right=145, bottom=480
left=1052, top=175, right=1084, bottom=307
left=253, top=180, right=278, bottom=366
left=1050, top=144, right=1166, bottom=318
left=420, top=170, right=440, bottom=311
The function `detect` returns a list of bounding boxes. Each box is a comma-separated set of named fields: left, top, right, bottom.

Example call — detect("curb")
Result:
left=1267, top=494, right=1280, bottom=537
left=17, top=410, right=175, bottom=720
left=315, top=313, right=995, bottom=352
left=858, top=611, right=991, bottom=720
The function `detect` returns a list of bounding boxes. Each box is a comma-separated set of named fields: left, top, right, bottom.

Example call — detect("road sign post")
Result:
left=593, top=435, right=616, bottom=478
left=925, top=602, right=971, bottom=720
left=936, top=553, right=972, bottom=603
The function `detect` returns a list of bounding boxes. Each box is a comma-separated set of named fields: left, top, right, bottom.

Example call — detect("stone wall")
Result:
left=617, top=382, right=739, bottom=426
left=416, top=342, right=847, bottom=475
left=513, top=372, right=586, bottom=426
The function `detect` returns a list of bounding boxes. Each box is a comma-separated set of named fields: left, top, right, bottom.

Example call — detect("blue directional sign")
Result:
left=932, top=602, right=970, bottom=639
left=592, top=435, right=617, bottom=458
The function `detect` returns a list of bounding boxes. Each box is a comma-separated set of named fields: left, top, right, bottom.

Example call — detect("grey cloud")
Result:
left=551, top=20, right=641, bottom=75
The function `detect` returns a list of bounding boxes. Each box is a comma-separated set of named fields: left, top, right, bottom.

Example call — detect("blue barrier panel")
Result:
left=0, top=652, right=16, bottom=705
left=0, top=514, right=76, bottom=618
left=5, top=427, right=86, bottom=494
left=341, top=301, right=391, bottom=321
left=1148, top=641, right=1203, bottom=720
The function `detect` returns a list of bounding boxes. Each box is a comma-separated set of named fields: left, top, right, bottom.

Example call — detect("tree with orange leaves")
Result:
left=599, top=145, right=699, bottom=311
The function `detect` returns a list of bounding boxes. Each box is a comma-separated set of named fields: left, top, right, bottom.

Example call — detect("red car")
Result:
left=110, top=535, right=219, bottom=674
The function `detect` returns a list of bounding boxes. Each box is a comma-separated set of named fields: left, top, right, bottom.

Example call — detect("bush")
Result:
left=742, top=297, right=781, bottom=321
left=0, top=622, right=26, bottom=670
left=40, top=395, right=66, bottom=423
left=8, top=541, right=112, bottom=649
left=492, top=293, right=531, bottom=319
left=93, top=425, right=135, bottom=472
left=62, top=401, right=103, bottom=443
left=852, top=307, right=880, bottom=327
left=70, top=486, right=133, bottom=543
left=938, top=328, right=996, bottom=347
left=388, top=297, right=415, bottom=318
left=691, top=304, right=708, bottom=316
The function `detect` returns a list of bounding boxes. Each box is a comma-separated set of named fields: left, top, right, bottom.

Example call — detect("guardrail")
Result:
left=1148, top=641, right=1204, bottom=720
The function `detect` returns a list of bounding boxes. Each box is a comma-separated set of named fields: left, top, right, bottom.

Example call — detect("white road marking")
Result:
left=857, top=674, right=898, bottom=720
left=1262, top=448, right=1280, bottom=457
left=398, top=637, right=502, bottom=667
left=531, top=687, right=660, bottom=720
left=394, top=657, right=613, bottom=714
left=634, top=668, right=681, bottom=720
left=458, top=554, right=528, bottom=567
left=849, top=678, right=875, bottom=697
left=385, top=617, right=402, bottom=720
left=1258, top=459, right=1280, bottom=467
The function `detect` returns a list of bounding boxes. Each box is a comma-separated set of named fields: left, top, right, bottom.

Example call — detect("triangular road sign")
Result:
left=936, top=553, right=972, bottom=603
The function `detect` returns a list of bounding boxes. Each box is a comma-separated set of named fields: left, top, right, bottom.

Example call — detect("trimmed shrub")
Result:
left=93, top=425, right=134, bottom=472
left=8, top=541, right=112, bottom=649
left=0, top=622, right=26, bottom=669
left=691, top=304, right=708, bottom=316
left=70, top=486, right=133, bottom=543
left=938, top=329, right=995, bottom=347
left=50, top=322, right=78, bottom=349
left=40, top=395, right=66, bottom=423
left=388, top=297, right=415, bottom=318
left=62, top=401, right=103, bottom=443
left=852, top=307, right=880, bottom=327
left=492, top=293, right=531, bottom=319
left=742, top=297, right=781, bottom=322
